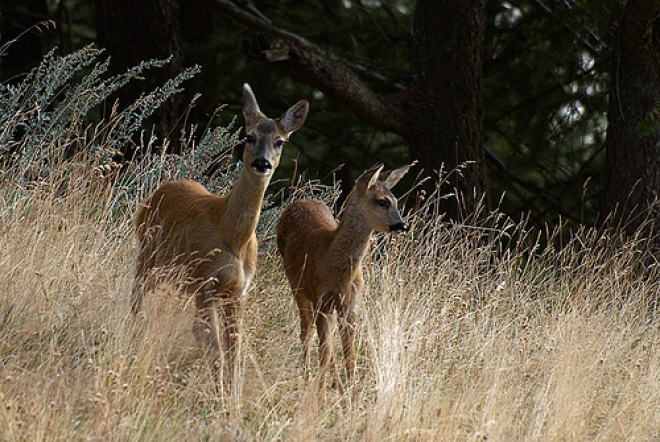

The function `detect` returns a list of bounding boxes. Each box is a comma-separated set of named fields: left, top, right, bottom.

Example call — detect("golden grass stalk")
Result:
left=1, top=151, right=659, bottom=440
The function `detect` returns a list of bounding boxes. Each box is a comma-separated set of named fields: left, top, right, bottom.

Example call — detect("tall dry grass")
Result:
left=1, top=146, right=660, bottom=441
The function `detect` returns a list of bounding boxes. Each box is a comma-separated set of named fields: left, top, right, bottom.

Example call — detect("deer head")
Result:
left=242, top=83, right=309, bottom=175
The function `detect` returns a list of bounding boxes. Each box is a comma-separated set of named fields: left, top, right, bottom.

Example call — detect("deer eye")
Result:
left=245, top=134, right=256, bottom=144
left=376, top=198, right=389, bottom=208
left=274, top=139, right=285, bottom=149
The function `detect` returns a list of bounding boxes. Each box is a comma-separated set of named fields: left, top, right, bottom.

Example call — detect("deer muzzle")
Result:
left=389, top=222, right=409, bottom=234
left=251, top=158, right=272, bottom=174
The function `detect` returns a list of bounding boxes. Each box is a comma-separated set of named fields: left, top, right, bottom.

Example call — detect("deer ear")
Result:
left=279, top=100, right=309, bottom=134
left=379, top=161, right=415, bottom=189
left=356, top=163, right=384, bottom=192
left=242, top=83, right=265, bottom=127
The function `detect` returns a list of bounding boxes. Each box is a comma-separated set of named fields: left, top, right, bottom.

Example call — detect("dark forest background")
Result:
left=2, top=0, right=660, bottom=240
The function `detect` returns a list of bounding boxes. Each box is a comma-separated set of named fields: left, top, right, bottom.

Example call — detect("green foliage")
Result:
left=0, top=1, right=636, bottom=230
left=0, top=43, right=201, bottom=181
left=103, top=59, right=201, bottom=151
left=0, top=44, right=248, bottom=223
left=484, top=0, right=624, bottom=228
left=636, top=106, right=660, bottom=138
left=0, top=45, right=100, bottom=168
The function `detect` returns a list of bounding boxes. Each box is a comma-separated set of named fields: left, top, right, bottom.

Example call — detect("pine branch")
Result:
left=211, top=0, right=411, bottom=136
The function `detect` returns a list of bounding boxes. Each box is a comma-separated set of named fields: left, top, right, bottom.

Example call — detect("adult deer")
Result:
left=132, top=84, right=309, bottom=388
left=276, top=163, right=412, bottom=398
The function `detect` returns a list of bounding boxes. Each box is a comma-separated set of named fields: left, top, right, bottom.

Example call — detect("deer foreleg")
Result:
left=221, top=295, right=242, bottom=388
left=338, top=307, right=357, bottom=381
left=193, top=297, right=225, bottom=385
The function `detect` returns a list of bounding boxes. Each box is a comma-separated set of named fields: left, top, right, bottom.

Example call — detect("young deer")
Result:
left=132, top=84, right=309, bottom=387
left=276, top=163, right=412, bottom=397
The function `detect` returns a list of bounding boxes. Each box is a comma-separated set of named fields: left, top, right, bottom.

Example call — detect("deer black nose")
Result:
left=251, top=158, right=272, bottom=174
left=389, top=222, right=409, bottom=234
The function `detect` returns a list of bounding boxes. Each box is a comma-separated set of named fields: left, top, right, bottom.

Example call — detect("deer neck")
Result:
left=220, top=168, right=269, bottom=248
left=331, top=201, right=373, bottom=269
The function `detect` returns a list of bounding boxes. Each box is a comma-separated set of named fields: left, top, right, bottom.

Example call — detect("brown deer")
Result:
left=132, top=83, right=309, bottom=388
left=276, top=163, right=412, bottom=398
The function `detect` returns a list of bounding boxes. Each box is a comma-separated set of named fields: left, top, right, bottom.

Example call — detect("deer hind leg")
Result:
left=295, top=294, right=314, bottom=377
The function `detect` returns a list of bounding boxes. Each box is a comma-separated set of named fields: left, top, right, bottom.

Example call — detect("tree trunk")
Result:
left=95, top=0, right=184, bottom=152
left=411, top=0, right=488, bottom=220
left=601, top=0, right=660, bottom=240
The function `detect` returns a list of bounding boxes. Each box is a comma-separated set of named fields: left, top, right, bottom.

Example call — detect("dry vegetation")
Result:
left=1, top=147, right=660, bottom=441
left=1, top=44, right=659, bottom=440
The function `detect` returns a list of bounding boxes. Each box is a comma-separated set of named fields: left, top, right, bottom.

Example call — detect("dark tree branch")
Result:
left=211, top=0, right=412, bottom=136
left=211, top=0, right=306, bottom=46
left=530, top=0, right=610, bottom=55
